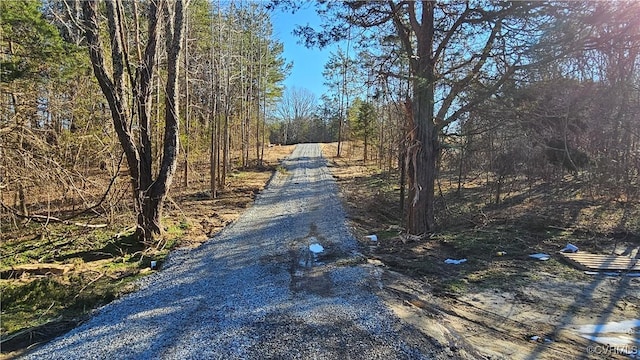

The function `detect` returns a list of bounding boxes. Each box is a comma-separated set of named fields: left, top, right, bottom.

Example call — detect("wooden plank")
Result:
left=559, top=253, right=640, bottom=272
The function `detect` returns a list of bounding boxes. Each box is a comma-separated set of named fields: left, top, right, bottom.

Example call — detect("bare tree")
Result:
left=82, top=0, right=186, bottom=244
left=275, top=86, right=317, bottom=144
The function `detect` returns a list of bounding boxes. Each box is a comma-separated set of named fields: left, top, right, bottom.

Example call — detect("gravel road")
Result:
left=22, top=144, right=440, bottom=360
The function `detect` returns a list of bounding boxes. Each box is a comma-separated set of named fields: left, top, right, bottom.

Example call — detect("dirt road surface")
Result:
left=20, top=144, right=460, bottom=359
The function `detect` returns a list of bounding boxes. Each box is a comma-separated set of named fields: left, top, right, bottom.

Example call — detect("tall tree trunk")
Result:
left=222, top=106, right=229, bottom=188
left=209, top=4, right=218, bottom=198
left=396, top=1, right=437, bottom=234
left=83, top=0, right=186, bottom=244
left=144, top=0, right=185, bottom=242
left=407, top=86, right=437, bottom=233
left=136, top=0, right=163, bottom=242
left=363, top=133, right=368, bottom=164
left=183, top=10, right=190, bottom=187
left=83, top=0, right=143, bottom=235
left=255, top=58, right=261, bottom=165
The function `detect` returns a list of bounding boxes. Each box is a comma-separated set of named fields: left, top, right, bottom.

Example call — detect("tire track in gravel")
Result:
left=21, top=143, right=444, bottom=360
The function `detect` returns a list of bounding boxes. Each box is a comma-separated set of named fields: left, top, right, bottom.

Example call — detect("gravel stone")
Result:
left=20, top=144, right=439, bottom=359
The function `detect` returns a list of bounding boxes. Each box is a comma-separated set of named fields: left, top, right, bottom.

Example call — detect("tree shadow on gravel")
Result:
left=21, top=144, right=416, bottom=359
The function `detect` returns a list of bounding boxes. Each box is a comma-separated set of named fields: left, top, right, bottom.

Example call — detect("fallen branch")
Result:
left=73, top=272, right=105, bottom=300
left=114, top=226, right=137, bottom=239
left=72, top=151, right=125, bottom=219
left=0, top=203, right=108, bottom=228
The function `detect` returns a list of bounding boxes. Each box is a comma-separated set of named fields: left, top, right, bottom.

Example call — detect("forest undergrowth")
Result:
left=323, top=141, right=640, bottom=358
left=0, top=146, right=294, bottom=358
left=322, top=142, right=640, bottom=295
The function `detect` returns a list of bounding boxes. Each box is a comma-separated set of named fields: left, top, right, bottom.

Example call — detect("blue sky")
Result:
left=270, top=4, right=336, bottom=101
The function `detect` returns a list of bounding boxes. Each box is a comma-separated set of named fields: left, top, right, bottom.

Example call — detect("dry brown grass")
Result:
left=321, top=142, right=403, bottom=235
left=322, top=141, right=640, bottom=273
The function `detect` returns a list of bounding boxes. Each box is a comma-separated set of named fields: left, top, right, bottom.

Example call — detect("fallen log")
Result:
left=0, top=263, right=75, bottom=279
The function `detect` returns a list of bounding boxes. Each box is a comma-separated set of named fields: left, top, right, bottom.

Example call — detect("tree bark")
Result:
left=137, top=0, right=162, bottom=241
left=83, top=0, right=186, bottom=244
left=183, top=9, right=190, bottom=187
left=391, top=1, right=437, bottom=234
left=144, top=0, right=185, bottom=242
